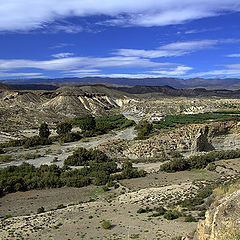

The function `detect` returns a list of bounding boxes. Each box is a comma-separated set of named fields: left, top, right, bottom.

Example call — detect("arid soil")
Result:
left=1, top=158, right=239, bottom=240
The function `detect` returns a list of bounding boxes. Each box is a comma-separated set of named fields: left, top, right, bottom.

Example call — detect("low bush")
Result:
left=184, top=215, right=198, bottom=222
left=58, top=132, right=82, bottom=143
left=64, top=148, right=110, bottom=166
left=137, top=206, right=152, bottom=214
left=0, top=154, right=13, bottom=163
left=160, top=150, right=240, bottom=172
left=37, top=207, right=45, bottom=214
left=101, top=220, right=112, bottom=230
left=164, top=210, right=181, bottom=220
left=0, top=149, right=146, bottom=198
left=23, top=136, right=52, bottom=148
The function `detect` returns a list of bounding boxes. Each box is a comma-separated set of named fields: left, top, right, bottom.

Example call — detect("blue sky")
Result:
left=1, top=0, right=240, bottom=80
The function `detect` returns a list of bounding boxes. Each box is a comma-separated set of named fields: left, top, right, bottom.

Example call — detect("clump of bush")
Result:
left=160, top=150, right=240, bottom=172
left=0, top=149, right=147, bottom=197
left=58, top=132, right=82, bottom=144
left=184, top=215, right=197, bottom=222
left=110, top=161, right=146, bottom=181
left=137, top=206, right=152, bottom=214
left=37, top=207, right=45, bottom=214
left=0, top=154, right=13, bottom=163
left=101, top=220, right=112, bottom=230
left=23, top=136, right=52, bottom=148
left=72, top=114, right=135, bottom=136
left=164, top=210, right=182, bottom=220
left=64, top=148, right=110, bottom=166
left=180, top=188, right=213, bottom=210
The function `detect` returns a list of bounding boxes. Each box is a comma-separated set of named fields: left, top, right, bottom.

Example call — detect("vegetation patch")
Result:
left=160, top=150, right=240, bottom=172
left=101, top=220, right=112, bottom=230
left=153, top=112, right=240, bottom=131
left=0, top=149, right=146, bottom=197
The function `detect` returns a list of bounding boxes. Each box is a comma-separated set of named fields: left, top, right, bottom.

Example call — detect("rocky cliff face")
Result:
left=184, top=189, right=240, bottom=240
left=99, top=121, right=240, bottom=159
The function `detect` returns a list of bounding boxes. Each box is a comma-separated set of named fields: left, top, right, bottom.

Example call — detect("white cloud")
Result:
left=1, top=1, right=240, bottom=31
left=150, top=66, right=192, bottom=76
left=227, top=54, right=240, bottom=58
left=0, top=72, right=44, bottom=78
left=50, top=43, right=75, bottom=49
left=225, top=64, right=240, bottom=69
left=116, top=40, right=219, bottom=58
left=52, top=52, right=74, bottom=58
left=0, top=56, right=173, bottom=71
left=64, top=65, right=192, bottom=78
left=45, top=23, right=83, bottom=34
left=186, top=67, right=240, bottom=78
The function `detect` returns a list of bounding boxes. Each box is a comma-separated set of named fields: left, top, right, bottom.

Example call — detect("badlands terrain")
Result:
left=0, top=82, right=240, bottom=239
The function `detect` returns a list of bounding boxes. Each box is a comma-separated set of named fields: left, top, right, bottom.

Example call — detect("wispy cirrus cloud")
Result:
left=226, top=53, right=240, bottom=57
left=52, top=52, right=74, bottom=58
left=49, top=43, right=75, bottom=49
left=0, top=56, right=174, bottom=71
left=116, top=40, right=220, bottom=58
left=0, top=72, right=45, bottom=78
left=1, top=1, right=240, bottom=32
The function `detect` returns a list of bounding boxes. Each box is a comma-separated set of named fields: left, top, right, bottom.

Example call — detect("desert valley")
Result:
left=0, top=82, right=240, bottom=239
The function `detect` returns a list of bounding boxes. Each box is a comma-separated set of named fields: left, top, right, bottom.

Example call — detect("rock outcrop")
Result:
left=99, top=121, right=240, bottom=159
left=185, top=189, right=240, bottom=240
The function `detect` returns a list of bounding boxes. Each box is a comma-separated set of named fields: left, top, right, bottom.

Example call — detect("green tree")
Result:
left=78, top=115, right=96, bottom=131
left=56, top=122, right=72, bottom=136
left=39, top=123, right=50, bottom=138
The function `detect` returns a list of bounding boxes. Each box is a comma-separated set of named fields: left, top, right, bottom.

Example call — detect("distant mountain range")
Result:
left=2, top=77, right=240, bottom=90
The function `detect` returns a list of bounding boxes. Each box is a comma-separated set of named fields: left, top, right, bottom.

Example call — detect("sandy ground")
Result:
left=0, top=127, right=137, bottom=168
left=0, top=167, right=225, bottom=240
left=0, top=183, right=198, bottom=240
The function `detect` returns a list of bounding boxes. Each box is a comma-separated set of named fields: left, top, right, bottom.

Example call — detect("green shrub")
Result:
left=164, top=210, right=181, bottom=220
left=0, top=147, right=4, bottom=154
left=206, top=162, right=216, bottom=171
left=58, top=132, right=82, bottom=143
left=56, top=122, right=72, bottom=136
left=130, top=234, right=140, bottom=239
left=77, top=115, right=96, bottom=131
left=39, top=123, right=50, bottom=138
left=64, top=148, right=110, bottom=166
left=160, top=150, right=240, bottom=172
left=137, top=206, right=152, bottom=214
left=184, top=215, right=198, bottom=222
left=154, top=206, right=166, bottom=215
left=160, top=158, right=189, bottom=172
left=23, top=136, right=52, bottom=148
left=101, top=220, right=112, bottom=230
left=37, top=207, right=45, bottom=214
left=56, top=204, right=66, bottom=209
left=0, top=154, right=13, bottom=163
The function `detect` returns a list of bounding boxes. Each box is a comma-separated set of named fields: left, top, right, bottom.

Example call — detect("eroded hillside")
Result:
left=99, top=121, right=240, bottom=159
